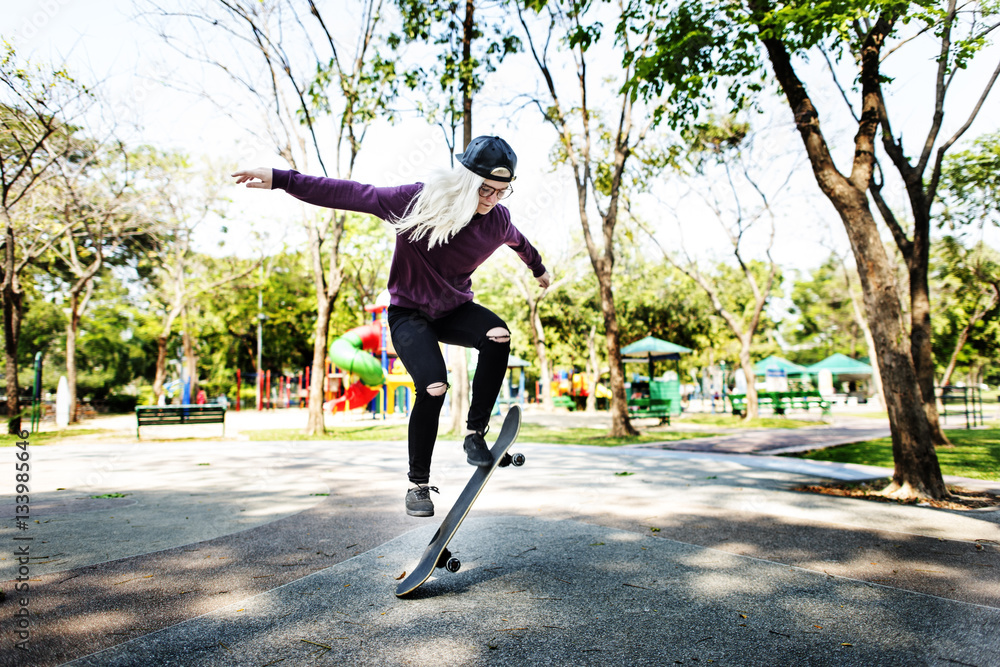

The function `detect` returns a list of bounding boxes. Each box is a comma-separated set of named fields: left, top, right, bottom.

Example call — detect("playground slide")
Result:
left=325, top=322, right=386, bottom=412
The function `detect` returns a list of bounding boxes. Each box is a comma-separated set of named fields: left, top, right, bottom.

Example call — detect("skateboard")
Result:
left=395, top=405, right=525, bottom=597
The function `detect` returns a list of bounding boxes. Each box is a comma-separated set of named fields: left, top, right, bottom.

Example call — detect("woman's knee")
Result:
left=486, top=327, right=510, bottom=344
left=426, top=382, right=448, bottom=397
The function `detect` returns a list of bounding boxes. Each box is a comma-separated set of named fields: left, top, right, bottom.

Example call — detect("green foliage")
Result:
left=391, top=0, right=521, bottom=143
left=785, top=255, right=867, bottom=365
left=621, top=0, right=972, bottom=131
left=930, top=236, right=1000, bottom=380
left=939, top=131, right=1000, bottom=231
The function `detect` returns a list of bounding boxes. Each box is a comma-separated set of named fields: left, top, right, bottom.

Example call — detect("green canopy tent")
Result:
left=621, top=336, right=693, bottom=379
left=805, top=353, right=873, bottom=382
left=752, top=355, right=808, bottom=377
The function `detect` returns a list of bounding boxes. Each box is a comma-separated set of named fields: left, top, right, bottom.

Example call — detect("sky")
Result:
left=6, top=0, right=1000, bottom=283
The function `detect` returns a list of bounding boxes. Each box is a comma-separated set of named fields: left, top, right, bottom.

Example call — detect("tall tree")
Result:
left=0, top=44, right=89, bottom=433
left=144, top=0, right=398, bottom=434
left=516, top=0, right=664, bottom=436
left=859, top=0, right=1000, bottom=446
left=639, top=118, right=788, bottom=420
left=46, top=139, right=150, bottom=422
left=626, top=0, right=957, bottom=498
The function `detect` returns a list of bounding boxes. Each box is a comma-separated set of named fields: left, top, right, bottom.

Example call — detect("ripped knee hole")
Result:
left=487, top=327, right=511, bottom=343
left=426, top=382, right=448, bottom=396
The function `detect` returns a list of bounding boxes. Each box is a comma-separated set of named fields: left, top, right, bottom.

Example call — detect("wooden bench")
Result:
left=135, top=405, right=226, bottom=438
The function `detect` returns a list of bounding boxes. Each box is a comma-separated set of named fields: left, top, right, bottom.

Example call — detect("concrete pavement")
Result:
left=2, top=408, right=998, bottom=666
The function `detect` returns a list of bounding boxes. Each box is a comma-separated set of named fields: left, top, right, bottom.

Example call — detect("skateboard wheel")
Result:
left=498, top=453, right=512, bottom=468
left=436, top=548, right=452, bottom=569
left=511, top=453, right=525, bottom=467
left=446, top=558, right=461, bottom=573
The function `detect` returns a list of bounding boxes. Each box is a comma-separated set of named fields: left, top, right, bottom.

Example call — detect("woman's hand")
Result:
left=536, top=271, right=552, bottom=289
left=232, top=168, right=273, bottom=190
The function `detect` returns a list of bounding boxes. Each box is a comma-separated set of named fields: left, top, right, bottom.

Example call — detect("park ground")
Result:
left=2, top=402, right=1000, bottom=666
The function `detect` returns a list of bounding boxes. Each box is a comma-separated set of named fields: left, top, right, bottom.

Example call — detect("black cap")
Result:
left=456, top=136, right=517, bottom=182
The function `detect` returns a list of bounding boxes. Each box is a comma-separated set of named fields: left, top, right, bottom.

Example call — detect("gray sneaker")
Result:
left=463, top=431, right=493, bottom=467
left=405, top=485, right=438, bottom=517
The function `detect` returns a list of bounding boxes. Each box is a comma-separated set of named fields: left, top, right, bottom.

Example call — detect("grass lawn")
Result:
left=679, top=414, right=819, bottom=429
left=0, top=429, right=104, bottom=446
left=248, top=422, right=718, bottom=447
left=792, top=428, right=1000, bottom=481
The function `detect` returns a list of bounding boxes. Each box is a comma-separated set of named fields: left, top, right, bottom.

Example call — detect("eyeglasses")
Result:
left=479, top=183, right=513, bottom=200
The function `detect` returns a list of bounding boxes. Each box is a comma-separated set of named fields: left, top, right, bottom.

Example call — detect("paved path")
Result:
left=3, top=412, right=998, bottom=666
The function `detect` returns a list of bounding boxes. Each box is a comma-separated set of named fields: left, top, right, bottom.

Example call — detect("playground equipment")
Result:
left=325, top=321, right=385, bottom=412
left=324, top=298, right=416, bottom=416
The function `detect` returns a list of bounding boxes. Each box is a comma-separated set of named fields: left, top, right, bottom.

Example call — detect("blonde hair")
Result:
left=394, top=165, right=484, bottom=248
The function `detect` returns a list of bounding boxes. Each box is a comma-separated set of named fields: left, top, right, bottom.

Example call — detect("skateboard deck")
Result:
left=395, top=405, right=524, bottom=597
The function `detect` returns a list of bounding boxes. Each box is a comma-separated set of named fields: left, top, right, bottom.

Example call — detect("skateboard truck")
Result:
left=498, top=452, right=526, bottom=468
left=436, top=548, right=462, bottom=573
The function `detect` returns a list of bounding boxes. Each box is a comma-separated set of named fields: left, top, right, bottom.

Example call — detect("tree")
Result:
left=43, top=138, right=156, bottom=421
left=639, top=118, right=788, bottom=420
left=143, top=0, right=398, bottom=434
left=499, top=250, right=580, bottom=409
left=857, top=1, right=1000, bottom=446
left=626, top=0, right=957, bottom=498
left=516, top=0, right=667, bottom=436
left=932, top=236, right=1000, bottom=387
left=1, top=44, right=90, bottom=433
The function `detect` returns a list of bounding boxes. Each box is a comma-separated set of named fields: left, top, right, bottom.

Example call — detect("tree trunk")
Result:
left=739, top=340, right=758, bottom=420
left=66, top=293, right=80, bottom=424
left=585, top=323, right=599, bottom=413
left=909, top=261, right=949, bottom=446
left=838, top=195, right=947, bottom=498
left=153, top=336, right=169, bottom=403
left=305, top=295, right=332, bottom=435
left=462, top=0, right=474, bottom=145
left=3, top=212, right=22, bottom=434
left=447, top=346, right=469, bottom=434
left=182, top=304, right=199, bottom=401
left=528, top=300, right=553, bottom=410
left=596, top=267, right=636, bottom=437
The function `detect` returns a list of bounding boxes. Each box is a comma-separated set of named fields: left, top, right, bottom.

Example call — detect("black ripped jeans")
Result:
left=387, top=302, right=511, bottom=485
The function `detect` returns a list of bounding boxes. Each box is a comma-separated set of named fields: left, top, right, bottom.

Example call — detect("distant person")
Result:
left=195, top=389, right=207, bottom=405
left=233, top=136, right=550, bottom=518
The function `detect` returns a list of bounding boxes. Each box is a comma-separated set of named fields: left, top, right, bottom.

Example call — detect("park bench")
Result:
left=552, top=395, right=576, bottom=411
left=729, top=391, right=831, bottom=417
left=135, top=405, right=226, bottom=438
left=628, top=380, right=681, bottom=425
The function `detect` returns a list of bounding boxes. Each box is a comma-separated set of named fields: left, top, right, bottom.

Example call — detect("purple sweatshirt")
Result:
left=272, top=169, right=547, bottom=319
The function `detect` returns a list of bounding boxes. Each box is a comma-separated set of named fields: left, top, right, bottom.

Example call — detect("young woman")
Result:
left=233, top=136, right=550, bottom=517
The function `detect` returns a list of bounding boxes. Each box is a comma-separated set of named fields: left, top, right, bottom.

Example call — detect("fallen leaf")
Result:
left=395, top=571, right=406, bottom=580
left=841, top=643, right=853, bottom=647
left=813, top=625, right=822, bottom=629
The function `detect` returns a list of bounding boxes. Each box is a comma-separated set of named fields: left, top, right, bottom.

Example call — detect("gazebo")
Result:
left=752, top=355, right=808, bottom=377
left=804, top=353, right=873, bottom=381
left=621, top=336, right=693, bottom=379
